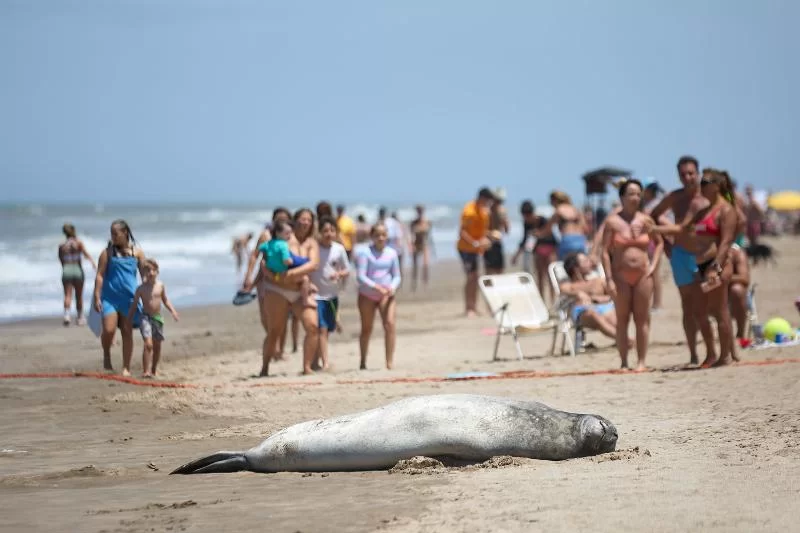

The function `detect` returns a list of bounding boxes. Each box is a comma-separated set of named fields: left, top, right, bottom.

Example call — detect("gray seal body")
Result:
left=171, top=394, right=617, bottom=474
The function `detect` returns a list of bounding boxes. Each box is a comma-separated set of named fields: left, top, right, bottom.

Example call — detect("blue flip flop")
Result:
left=445, top=371, right=498, bottom=380
left=232, top=290, right=257, bottom=306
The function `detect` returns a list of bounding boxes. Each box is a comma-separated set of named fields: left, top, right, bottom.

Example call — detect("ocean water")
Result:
left=0, top=203, right=549, bottom=322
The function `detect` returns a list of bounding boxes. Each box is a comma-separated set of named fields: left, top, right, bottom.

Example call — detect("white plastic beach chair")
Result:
left=547, top=261, right=606, bottom=356
left=478, top=273, right=556, bottom=361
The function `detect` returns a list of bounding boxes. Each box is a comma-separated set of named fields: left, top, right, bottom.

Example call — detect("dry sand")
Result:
left=2, top=237, right=799, bottom=532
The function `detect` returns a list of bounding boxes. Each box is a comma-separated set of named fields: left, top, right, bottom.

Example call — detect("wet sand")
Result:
left=2, top=239, right=799, bottom=532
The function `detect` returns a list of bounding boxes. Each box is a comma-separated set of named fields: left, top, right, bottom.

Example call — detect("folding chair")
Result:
left=478, top=273, right=556, bottom=361
left=547, top=261, right=606, bottom=356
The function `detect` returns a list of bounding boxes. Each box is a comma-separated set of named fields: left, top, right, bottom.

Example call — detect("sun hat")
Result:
left=640, top=177, right=664, bottom=193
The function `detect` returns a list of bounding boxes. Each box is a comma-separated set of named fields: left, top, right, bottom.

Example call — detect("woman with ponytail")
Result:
left=94, top=219, right=146, bottom=375
left=648, top=168, right=739, bottom=367
left=720, top=171, right=748, bottom=248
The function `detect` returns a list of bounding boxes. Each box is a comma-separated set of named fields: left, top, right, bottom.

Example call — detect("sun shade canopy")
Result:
left=582, top=167, right=633, bottom=195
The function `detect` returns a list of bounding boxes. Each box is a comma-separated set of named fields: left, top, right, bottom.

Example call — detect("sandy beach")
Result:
left=2, top=238, right=799, bottom=533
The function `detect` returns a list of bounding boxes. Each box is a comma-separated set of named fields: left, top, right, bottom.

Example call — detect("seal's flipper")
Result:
left=170, top=452, right=249, bottom=475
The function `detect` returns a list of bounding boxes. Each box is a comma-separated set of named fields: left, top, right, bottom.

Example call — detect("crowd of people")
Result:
left=454, top=155, right=764, bottom=372
left=56, top=156, right=783, bottom=377
left=236, top=204, right=407, bottom=376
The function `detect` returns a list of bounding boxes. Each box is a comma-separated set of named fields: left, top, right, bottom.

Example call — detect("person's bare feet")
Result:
left=121, top=368, right=131, bottom=377
left=301, top=368, right=314, bottom=375
left=103, top=357, right=113, bottom=371
left=634, top=364, right=648, bottom=373
left=700, top=357, right=717, bottom=369
left=689, top=354, right=699, bottom=366
left=258, top=365, right=269, bottom=377
left=359, top=363, right=367, bottom=370
left=711, top=357, right=733, bottom=368
left=142, top=373, right=153, bottom=379
left=465, top=310, right=479, bottom=319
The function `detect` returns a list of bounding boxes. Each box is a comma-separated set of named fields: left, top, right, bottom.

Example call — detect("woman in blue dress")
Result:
left=93, top=220, right=145, bottom=376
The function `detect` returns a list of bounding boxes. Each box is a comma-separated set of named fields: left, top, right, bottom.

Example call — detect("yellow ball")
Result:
left=763, top=317, right=795, bottom=342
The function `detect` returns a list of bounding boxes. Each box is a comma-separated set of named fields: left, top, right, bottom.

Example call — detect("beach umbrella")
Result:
left=582, top=166, right=633, bottom=194
left=767, top=191, right=800, bottom=211
left=582, top=166, right=633, bottom=182
left=581, top=166, right=633, bottom=234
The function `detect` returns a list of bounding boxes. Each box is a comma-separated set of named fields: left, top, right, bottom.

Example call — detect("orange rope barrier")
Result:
left=1, top=357, right=798, bottom=389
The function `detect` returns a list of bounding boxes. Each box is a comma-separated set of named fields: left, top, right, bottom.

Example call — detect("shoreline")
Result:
left=0, top=256, right=470, bottom=327
left=0, top=257, right=473, bottom=375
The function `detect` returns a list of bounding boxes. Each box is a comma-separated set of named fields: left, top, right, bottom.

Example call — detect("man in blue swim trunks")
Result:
left=650, top=155, right=712, bottom=365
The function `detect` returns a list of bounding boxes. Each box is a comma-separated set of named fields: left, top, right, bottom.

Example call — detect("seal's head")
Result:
left=578, top=415, right=618, bottom=456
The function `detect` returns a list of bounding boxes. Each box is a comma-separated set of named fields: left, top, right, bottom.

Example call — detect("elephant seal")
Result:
left=171, top=394, right=617, bottom=474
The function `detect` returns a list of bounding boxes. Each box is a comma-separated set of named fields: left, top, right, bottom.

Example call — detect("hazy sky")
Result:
left=1, top=0, right=797, bottom=206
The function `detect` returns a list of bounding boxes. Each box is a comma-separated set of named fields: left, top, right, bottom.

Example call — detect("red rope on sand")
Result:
left=0, top=372, right=201, bottom=388
left=1, top=357, right=799, bottom=389
left=0, top=371, right=320, bottom=389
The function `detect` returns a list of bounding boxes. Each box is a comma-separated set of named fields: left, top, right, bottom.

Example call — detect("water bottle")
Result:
left=575, top=329, right=585, bottom=352
left=752, top=323, right=764, bottom=343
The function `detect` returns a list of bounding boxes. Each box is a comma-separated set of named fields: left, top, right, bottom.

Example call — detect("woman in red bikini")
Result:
left=602, top=180, right=663, bottom=371
left=649, top=169, right=739, bottom=367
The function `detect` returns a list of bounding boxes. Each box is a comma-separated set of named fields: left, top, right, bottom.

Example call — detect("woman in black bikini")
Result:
left=484, top=190, right=510, bottom=275
left=511, top=200, right=558, bottom=304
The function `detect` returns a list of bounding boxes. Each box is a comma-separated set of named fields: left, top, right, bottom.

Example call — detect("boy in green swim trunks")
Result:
left=128, top=258, right=179, bottom=378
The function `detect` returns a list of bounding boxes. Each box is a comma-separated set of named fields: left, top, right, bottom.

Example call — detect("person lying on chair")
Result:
left=560, top=252, right=633, bottom=346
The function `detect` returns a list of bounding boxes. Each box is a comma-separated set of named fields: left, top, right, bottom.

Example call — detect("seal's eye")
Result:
left=596, top=419, right=618, bottom=453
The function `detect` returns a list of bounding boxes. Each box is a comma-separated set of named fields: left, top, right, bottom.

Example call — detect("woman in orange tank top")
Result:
left=601, top=179, right=663, bottom=371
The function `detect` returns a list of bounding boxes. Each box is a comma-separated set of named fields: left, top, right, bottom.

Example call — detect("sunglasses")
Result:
left=700, top=178, right=718, bottom=187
